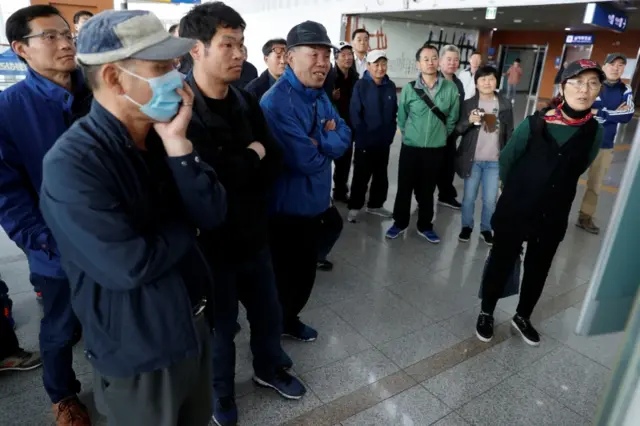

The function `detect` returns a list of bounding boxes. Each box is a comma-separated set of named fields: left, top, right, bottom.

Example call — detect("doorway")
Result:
left=498, top=44, right=549, bottom=122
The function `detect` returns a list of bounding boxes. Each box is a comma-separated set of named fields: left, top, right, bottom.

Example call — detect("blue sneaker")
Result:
left=212, top=396, right=237, bottom=426
left=385, top=224, right=406, bottom=239
left=283, top=320, right=318, bottom=342
left=253, top=369, right=307, bottom=400
left=280, top=350, right=293, bottom=371
left=417, top=229, right=440, bottom=244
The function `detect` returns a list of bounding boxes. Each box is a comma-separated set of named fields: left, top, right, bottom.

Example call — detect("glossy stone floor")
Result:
left=0, top=131, right=632, bottom=425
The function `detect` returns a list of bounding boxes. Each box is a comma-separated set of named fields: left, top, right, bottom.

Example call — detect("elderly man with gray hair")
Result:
left=437, top=44, right=464, bottom=210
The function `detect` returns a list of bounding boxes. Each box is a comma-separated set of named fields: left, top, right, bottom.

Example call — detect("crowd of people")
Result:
left=0, top=2, right=634, bottom=426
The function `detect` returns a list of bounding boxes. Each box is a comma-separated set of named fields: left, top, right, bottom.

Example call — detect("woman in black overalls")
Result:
left=476, top=60, right=605, bottom=346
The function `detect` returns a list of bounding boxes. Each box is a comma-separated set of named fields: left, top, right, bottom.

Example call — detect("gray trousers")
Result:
left=94, top=314, right=212, bottom=426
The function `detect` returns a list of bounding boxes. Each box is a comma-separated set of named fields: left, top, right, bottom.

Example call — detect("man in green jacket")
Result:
left=386, top=44, right=460, bottom=243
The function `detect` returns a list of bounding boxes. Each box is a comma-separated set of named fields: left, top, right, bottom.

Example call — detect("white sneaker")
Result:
left=347, top=209, right=360, bottom=223
left=366, top=207, right=393, bottom=218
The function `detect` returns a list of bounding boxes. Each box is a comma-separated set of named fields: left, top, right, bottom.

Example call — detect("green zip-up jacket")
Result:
left=397, top=76, right=460, bottom=148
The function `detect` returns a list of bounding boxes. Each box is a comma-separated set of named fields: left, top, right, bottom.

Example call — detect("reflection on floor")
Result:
left=0, top=127, right=630, bottom=425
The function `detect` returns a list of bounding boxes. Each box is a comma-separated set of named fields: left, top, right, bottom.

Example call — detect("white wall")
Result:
left=0, top=0, right=30, bottom=44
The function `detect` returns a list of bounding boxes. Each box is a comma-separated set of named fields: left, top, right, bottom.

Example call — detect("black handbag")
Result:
left=478, top=249, right=522, bottom=299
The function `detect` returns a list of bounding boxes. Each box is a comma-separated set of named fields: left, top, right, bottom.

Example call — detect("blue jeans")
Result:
left=30, top=273, right=81, bottom=403
left=506, top=83, right=517, bottom=100
left=210, top=248, right=283, bottom=398
left=461, top=161, right=500, bottom=232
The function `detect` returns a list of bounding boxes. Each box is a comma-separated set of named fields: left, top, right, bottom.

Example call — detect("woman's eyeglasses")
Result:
left=565, top=80, right=602, bottom=91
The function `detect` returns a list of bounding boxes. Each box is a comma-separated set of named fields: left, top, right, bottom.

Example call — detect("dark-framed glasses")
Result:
left=23, top=30, right=74, bottom=44
left=271, top=47, right=287, bottom=57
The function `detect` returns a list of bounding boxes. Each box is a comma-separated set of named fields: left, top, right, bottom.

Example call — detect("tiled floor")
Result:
left=0, top=129, right=631, bottom=425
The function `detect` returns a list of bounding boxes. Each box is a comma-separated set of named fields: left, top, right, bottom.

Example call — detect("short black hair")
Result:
left=416, top=44, right=438, bottom=61
left=262, top=38, right=287, bottom=57
left=474, top=65, right=499, bottom=85
left=514, top=58, right=521, bottom=63
left=470, top=51, right=482, bottom=58
left=80, top=64, right=101, bottom=91
left=351, top=28, right=369, bottom=40
left=6, top=5, right=67, bottom=63
left=179, top=1, right=246, bottom=46
left=73, top=10, right=93, bottom=25
left=168, top=24, right=179, bottom=35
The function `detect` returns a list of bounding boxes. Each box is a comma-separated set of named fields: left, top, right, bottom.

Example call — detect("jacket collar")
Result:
left=415, top=73, right=440, bottom=92
left=336, top=65, right=358, bottom=81
left=260, top=69, right=277, bottom=87
left=282, top=66, right=325, bottom=101
left=24, top=67, right=85, bottom=110
left=186, top=71, right=246, bottom=129
left=89, top=99, right=138, bottom=149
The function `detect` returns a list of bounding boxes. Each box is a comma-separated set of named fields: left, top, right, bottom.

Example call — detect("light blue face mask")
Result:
left=119, top=66, right=185, bottom=122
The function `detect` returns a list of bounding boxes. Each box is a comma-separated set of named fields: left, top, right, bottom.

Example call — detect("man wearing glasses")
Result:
left=0, top=5, right=92, bottom=425
left=245, top=38, right=287, bottom=100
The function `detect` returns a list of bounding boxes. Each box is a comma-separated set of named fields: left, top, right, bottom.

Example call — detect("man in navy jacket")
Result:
left=40, top=10, right=226, bottom=425
left=347, top=50, right=397, bottom=223
left=577, top=53, right=635, bottom=234
left=261, top=21, right=350, bottom=341
left=245, top=38, right=287, bottom=100
left=0, top=6, right=92, bottom=423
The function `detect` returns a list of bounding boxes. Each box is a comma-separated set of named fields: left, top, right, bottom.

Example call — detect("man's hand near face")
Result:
left=247, top=141, right=266, bottom=159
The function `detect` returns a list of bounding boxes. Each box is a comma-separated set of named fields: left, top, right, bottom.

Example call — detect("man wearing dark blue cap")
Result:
left=261, top=21, right=351, bottom=342
left=0, top=5, right=92, bottom=424
left=40, top=9, right=227, bottom=426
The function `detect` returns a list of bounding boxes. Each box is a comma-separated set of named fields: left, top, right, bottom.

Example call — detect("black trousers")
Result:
left=269, top=214, right=321, bottom=328
left=333, top=141, right=354, bottom=198
left=348, top=147, right=391, bottom=211
left=0, top=309, right=19, bottom=359
left=436, top=134, right=459, bottom=202
left=393, top=145, right=445, bottom=232
left=317, top=206, right=343, bottom=262
left=481, top=231, right=561, bottom=318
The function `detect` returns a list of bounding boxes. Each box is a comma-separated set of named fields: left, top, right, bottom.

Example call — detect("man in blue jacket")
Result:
left=40, top=10, right=227, bottom=425
left=577, top=53, right=634, bottom=234
left=347, top=50, right=397, bottom=223
left=0, top=6, right=93, bottom=423
left=261, top=20, right=350, bottom=341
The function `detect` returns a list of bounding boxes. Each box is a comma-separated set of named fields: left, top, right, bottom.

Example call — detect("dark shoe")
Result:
left=0, top=349, right=42, bottom=372
left=283, top=320, right=318, bottom=342
left=512, top=314, right=540, bottom=346
left=316, top=260, right=334, bottom=271
left=253, top=368, right=306, bottom=400
left=459, top=227, right=472, bottom=242
left=53, top=396, right=91, bottom=426
left=476, top=312, right=494, bottom=343
left=481, top=231, right=494, bottom=246
left=280, top=350, right=293, bottom=371
left=438, top=198, right=462, bottom=210
left=1, top=294, right=15, bottom=330
left=333, top=193, right=349, bottom=203
left=417, top=229, right=441, bottom=244
left=576, top=216, right=600, bottom=235
left=212, top=396, right=238, bottom=426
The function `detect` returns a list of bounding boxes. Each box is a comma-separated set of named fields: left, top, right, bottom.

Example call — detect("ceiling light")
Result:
left=473, top=17, right=477, bottom=20
left=493, top=28, right=498, bottom=31
left=514, top=19, right=522, bottom=23
left=460, top=8, right=474, bottom=12
left=565, top=27, right=571, bottom=31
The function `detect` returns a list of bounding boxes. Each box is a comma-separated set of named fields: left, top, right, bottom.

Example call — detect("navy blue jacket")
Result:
left=245, top=70, right=276, bottom=100
left=261, top=66, right=351, bottom=217
left=39, top=100, right=227, bottom=377
left=231, top=61, right=259, bottom=90
left=0, top=68, right=92, bottom=278
left=350, top=71, right=398, bottom=150
left=593, top=80, right=634, bottom=149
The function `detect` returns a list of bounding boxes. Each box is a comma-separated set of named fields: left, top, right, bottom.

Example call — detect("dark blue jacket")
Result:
left=261, top=66, right=351, bottom=217
left=231, top=61, right=259, bottom=90
left=0, top=68, right=92, bottom=278
left=245, top=70, right=276, bottom=100
left=350, top=71, right=398, bottom=149
left=593, top=80, right=634, bottom=149
left=39, top=100, right=227, bottom=377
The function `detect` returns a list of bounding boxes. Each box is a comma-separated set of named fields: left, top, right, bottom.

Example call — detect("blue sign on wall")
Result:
left=583, top=2, right=628, bottom=33
left=565, top=34, right=595, bottom=45
left=0, top=48, right=27, bottom=77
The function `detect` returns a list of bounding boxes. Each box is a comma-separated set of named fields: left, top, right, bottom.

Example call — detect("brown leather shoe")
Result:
left=576, top=216, right=600, bottom=235
left=53, top=396, right=92, bottom=426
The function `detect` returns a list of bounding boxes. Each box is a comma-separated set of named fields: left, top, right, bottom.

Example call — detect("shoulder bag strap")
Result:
left=410, top=82, right=447, bottom=125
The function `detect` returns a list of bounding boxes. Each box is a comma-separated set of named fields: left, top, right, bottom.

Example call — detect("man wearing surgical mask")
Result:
left=40, top=10, right=227, bottom=426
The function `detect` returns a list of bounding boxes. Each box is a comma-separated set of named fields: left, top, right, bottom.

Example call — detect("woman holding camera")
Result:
left=476, top=60, right=605, bottom=346
left=455, top=66, right=514, bottom=246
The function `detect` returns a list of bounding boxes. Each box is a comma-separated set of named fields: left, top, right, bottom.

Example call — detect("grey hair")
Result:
left=441, top=45, right=460, bottom=56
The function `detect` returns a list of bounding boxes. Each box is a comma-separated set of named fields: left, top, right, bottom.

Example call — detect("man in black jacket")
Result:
left=231, top=45, right=258, bottom=89
left=330, top=41, right=359, bottom=202
left=245, top=38, right=287, bottom=100
left=180, top=4, right=305, bottom=426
